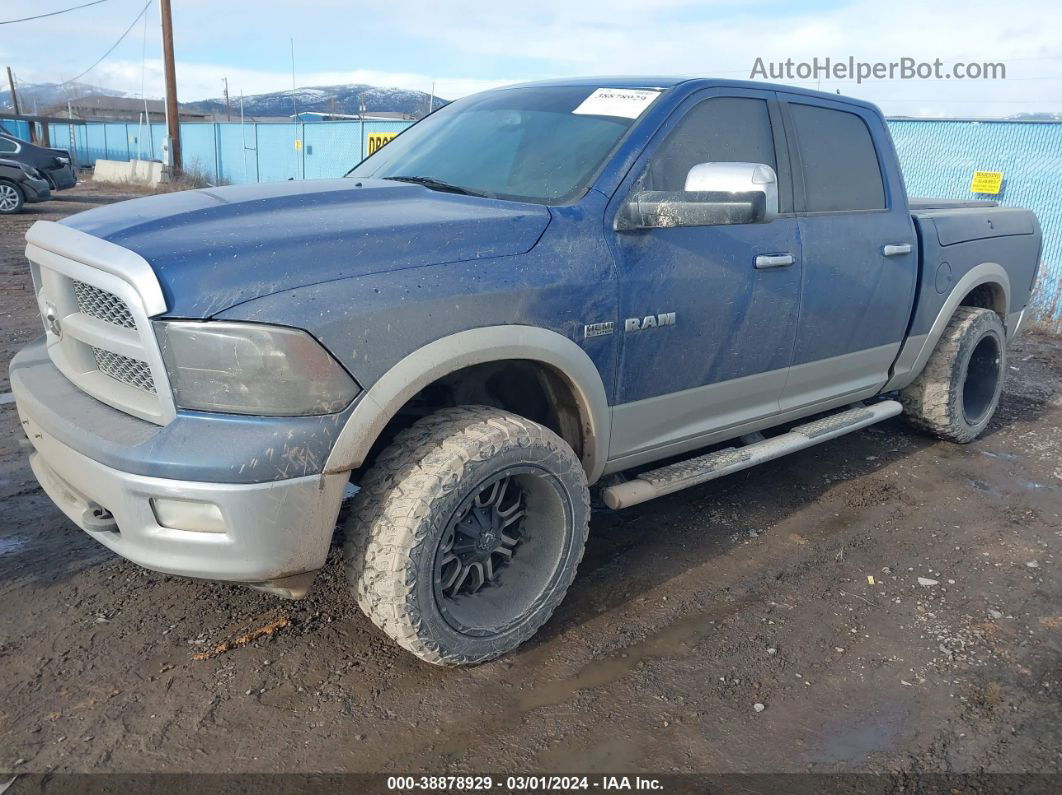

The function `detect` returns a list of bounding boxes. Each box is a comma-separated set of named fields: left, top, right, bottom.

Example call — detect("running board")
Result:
left=601, top=400, right=902, bottom=509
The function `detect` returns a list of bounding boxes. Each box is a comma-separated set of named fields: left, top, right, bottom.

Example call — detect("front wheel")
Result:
left=344, top=406, right=590, bottom=665
left=0, top=180, right=24, bottom=214
left=901, top=307, right=1006, bottom=443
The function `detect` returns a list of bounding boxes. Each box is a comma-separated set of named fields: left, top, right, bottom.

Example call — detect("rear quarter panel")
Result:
left=908, top=208, right=1042, bottom=337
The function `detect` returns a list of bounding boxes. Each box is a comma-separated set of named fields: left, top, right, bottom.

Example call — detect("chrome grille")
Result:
left=72, top=280, right=136, bottom=328
left=27, top=221, right=175, bottom=424
left=92, top=347, right=157, bottom=394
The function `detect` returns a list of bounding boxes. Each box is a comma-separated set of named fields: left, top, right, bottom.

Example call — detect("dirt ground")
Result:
left=0, top=184, right=1059, bottom=780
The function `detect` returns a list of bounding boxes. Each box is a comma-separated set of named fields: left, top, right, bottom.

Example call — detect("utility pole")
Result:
left=223, top=77, right=231, bottom=122
left=159, top=0, right=181, bottom=174
left=6, top=67, right=21, bottom=115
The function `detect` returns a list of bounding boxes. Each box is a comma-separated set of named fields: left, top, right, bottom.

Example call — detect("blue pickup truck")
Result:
left=11, top=78, right=1042, bottom=665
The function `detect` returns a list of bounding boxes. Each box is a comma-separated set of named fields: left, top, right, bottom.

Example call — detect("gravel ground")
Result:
left=0, top=183, right=1059, bottom=779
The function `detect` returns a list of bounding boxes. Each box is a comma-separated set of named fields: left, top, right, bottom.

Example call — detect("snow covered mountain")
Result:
left=188, top=84, right=447, bottom=119
left=2, top=82, right=445, bottom=119
left=0, top=82, right=129, bottom=114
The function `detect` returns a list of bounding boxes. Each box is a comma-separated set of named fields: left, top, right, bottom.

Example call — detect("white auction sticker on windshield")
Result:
left=572, top=88, right=661, bottom=119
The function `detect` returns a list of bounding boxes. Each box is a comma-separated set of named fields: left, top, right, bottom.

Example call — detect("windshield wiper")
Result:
left=384, top=175, right=487, bottom=197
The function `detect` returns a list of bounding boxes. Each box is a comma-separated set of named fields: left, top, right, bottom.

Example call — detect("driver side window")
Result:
left=637, top=96, right=779, bottom=197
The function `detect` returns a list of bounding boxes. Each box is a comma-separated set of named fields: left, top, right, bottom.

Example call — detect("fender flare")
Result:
left=324, top=325, right=612, bottom=483
left=884, top=262, right=1011, bottom=392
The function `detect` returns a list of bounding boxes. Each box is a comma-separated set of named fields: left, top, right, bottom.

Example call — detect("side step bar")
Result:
left=601, top=400, right=902, bottom=509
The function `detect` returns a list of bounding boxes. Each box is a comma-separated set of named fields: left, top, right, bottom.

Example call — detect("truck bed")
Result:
left=908, top=197, right=999, bottom=211
left=906, top=201, right=1042, bottom=344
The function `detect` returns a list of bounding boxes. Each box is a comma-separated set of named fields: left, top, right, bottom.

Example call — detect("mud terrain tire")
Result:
left=901, top=307, right=1006, bottom=443
left=344, top=406, right=590, bottom=665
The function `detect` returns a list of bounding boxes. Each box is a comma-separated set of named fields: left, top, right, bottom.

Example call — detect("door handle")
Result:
left=755, top=253, right=795, bottom=269
left=882, top=243, right=912, bottom=256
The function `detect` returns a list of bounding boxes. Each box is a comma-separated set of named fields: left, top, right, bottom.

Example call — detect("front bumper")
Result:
left=48, top=164, right=76, bottom=190
left=14, top=386, right=349, bottom=591
left=23, top=176, right=51, bottom=203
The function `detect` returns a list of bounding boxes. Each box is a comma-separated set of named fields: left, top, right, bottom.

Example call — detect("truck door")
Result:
left=778, top=96, right=918, bottom=411
left=606, top=90, right=803, bottom=464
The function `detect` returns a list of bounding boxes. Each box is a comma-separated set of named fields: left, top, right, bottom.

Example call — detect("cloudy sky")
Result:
left=2, top=0, right=1060, bottom=117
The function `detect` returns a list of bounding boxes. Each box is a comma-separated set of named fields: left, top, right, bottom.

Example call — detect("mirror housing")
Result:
left=615, top=161, right=779, bottom=231
left=615, top=191, right=767, bottom=230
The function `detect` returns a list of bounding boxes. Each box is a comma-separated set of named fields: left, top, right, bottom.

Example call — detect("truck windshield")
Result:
left=347, top=86, right=657, bottom=204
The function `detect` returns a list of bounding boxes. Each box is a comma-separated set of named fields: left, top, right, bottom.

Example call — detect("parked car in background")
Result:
left=0, top=158, right=51, bottom=214
left=0, top=133, right=77, bottom=191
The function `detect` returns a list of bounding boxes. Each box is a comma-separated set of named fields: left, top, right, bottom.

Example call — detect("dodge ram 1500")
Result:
left=11, top=78, right=1042, bottom=664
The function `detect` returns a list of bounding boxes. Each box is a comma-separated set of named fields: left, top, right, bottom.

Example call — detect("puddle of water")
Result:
left=1019, top=480, right=1057, bottom=492
left=967, top=478, right=1000, bottom=496
left=980, top=449, right=1019, bottom=461
left=516, top=593, right=757, bottom=713
left=428, top=594, right=758, bottom=761
left=805, top=701, right=910, bottom=765
left=0, top=535, right=29, bottom=556
left=535, top=733, right=644, bottom=772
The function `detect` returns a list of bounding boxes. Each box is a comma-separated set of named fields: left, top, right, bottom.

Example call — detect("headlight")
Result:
left=56, top=156, right=70, bottom=165
left=155, top=321, right=359, bottom=415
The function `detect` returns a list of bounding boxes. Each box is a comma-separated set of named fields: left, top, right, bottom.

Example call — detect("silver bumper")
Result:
left=16, top=402, right=348, bottom=591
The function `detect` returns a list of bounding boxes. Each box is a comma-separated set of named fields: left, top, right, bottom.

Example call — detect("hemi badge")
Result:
left=584, top=321, right=615, bottom=339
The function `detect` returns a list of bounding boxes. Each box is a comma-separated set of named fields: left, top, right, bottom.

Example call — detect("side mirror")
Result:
left=615, top=162, right=779, bottom=231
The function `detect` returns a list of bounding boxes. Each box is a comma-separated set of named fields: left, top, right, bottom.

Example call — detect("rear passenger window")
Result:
left=0, top=138, right=17, bottom=153
left=638, top=97, right=779, bottom=198
left=789, top=103, right=885, bottom=212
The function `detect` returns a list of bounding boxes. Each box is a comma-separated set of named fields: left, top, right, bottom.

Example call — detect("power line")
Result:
left=0, top=0, right=109, bottom=25
left=59, top=0, right=153, bottom=86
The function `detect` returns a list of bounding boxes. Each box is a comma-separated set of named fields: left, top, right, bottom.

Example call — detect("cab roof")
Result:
left=498, top=76, right=881, bottom=113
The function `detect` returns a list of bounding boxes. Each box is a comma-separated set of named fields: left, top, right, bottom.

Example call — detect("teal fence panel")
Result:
left=888, top=119, right=1062, bottom=326
left=126, top=120, right=155, bottom=160
left=0, top=119, right=31, bottom=140
left=102, top=123, right=130, bottom=160
left=180, top=123, right=219, bottom=181
left=46, top=122, right=90, bottom=166
left=216, top=122, right=258, bottom=184
left=83, top=123, right=108, bottom=165
left=57, top=118, right=413, bottom=173
left=303, top=121, right=363, bottom=179
left=255, top=123, right=302, bottom=182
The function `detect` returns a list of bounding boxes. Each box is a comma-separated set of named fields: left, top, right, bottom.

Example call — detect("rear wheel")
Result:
left=0, top=180, right=24, bottom=214
left=900, top=307, right=1006, bottom=443
left=344, top=406, right=590, bottom=665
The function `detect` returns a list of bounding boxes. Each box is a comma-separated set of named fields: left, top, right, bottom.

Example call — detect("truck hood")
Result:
left=61, top=178, right=551, bottom=317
